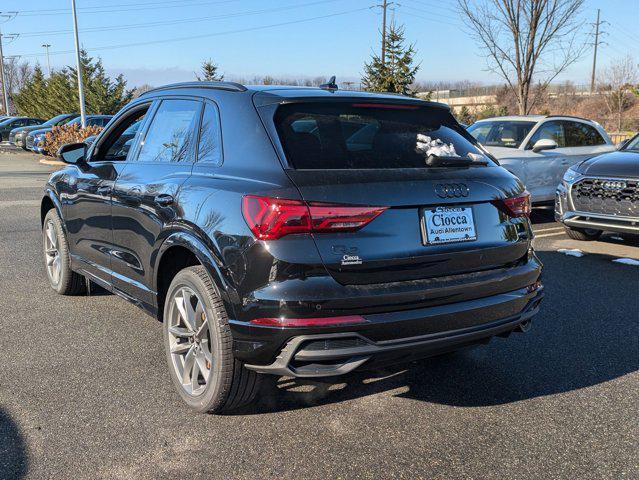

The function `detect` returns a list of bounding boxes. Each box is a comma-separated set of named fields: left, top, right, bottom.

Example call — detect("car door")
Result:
left=110, top=97, right=201, bottom=309
left=63, top=103, right=153, bottom=288
left=523, top=120, right=566, bottom=202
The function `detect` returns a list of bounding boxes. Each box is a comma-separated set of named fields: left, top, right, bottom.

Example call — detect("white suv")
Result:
left=468, top=115, right=615, bottom=203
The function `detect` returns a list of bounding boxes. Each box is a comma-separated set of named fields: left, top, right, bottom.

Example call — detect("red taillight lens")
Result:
left=250, top=315, right=367, bottom=327
left=492, top=191, right=531, bottom=218
left=242, top=195, right=387, bottom=240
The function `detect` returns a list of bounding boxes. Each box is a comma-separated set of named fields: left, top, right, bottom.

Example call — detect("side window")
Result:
left=97, top=108, right=149, bottom=162
left=136, top=99, right=201, bottom=163
left=563, top=121, right=605, bottom=147
left=197, top=103, right=222, bottom=165
left=527, top=121, right=565, bottom=149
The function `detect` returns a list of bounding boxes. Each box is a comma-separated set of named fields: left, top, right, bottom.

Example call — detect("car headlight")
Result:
left=563, top=166, right=582, bottom=183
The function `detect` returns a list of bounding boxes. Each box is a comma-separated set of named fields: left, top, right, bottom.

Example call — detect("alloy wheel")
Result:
left=167, top=286, right=213, bottom=397
left=44, top=220, right=61, bottom=285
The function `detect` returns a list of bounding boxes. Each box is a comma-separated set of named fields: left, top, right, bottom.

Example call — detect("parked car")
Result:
left=0, top=116, right=45, bottom=141
left=556, top=132, right=639, bottom=240
left=467, top=115, right=616, bottom=204
left=26, top=115, right=112, bottom=154
left=41, top=82, right=543, bottom=413
left=9, top=113, right=79, bottom=149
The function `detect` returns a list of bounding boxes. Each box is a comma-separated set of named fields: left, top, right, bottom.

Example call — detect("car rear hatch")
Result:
left=258, top=97, right=531, bottom=285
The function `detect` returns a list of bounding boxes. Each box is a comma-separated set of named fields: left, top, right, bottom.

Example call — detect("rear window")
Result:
left=274, top=102, right=483, bottom=169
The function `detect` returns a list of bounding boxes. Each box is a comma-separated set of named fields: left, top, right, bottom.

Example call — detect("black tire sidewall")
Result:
left=162, top=268, right=230, bottom=412
left=43, top=210, right=73, bottom=294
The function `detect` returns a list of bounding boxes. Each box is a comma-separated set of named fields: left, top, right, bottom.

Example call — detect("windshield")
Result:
left=467, top=120, right=536, bottom=148
left=42, top=114, right=72, bottom=127
left=274, top=102, right=485, bottom=169
left=623, top=135, right=639, bottom=151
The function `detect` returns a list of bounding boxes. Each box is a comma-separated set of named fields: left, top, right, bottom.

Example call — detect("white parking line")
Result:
left=533, top=226, right=564, bottom=234
left=534, top=231, right=566, bottom=239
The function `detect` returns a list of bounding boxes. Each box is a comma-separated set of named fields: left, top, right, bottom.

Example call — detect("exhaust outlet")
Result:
left=516, top=319, right=532, bottom=333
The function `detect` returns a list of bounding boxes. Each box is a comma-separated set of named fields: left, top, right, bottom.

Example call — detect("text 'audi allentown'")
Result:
left=41, top=81, right=543, bottom=413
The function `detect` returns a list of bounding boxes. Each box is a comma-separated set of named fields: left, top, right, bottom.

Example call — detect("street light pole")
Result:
left=42, top=44, right=52, bottom=76
left=71, top=0, right=86, bottom=127
left=0, top=31, right=10, bottom=115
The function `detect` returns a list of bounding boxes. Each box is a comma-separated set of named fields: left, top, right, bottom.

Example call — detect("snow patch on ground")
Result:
left=416, top=134, right=459, bottom=157
left=610, top=235, right=624, bottom=241
left=557, top=248, right=585, bottom=257
left=612, top=258, right=639, bottom=266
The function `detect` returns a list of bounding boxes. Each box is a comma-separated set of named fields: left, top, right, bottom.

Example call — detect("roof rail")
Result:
left=141, top=81, right=247, bottom=95
left=544, top=114, right=595, bottom=122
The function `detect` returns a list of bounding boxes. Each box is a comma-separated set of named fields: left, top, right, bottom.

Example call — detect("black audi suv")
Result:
left=41, top=82, right=543, bottom=413
left=556, top=133, right=639, bottom=240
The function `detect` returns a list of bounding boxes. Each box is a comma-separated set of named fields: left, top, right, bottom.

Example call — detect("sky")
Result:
left=1, top=0, right=637, bottom=89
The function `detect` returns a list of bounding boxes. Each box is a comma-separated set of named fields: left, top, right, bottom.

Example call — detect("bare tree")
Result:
left=458, top=0, right=587, bottom=114
left=599, top=56, right=638, bottom=132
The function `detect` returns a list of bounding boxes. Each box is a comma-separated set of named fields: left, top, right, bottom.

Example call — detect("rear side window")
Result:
left=562, top=121, right=605, bottom=147
left=197, top=103, right=222, bottom=165
left=274, top=103, right=483, bottom=169
left=136, top=99, right=201, bottom=163
left=527, top=121, right=565, bottom=149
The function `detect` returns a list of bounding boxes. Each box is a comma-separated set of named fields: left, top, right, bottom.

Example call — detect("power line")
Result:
left=8, top=0, right=239, bottom=17
left=15, top=0, right=343, bottom=38
left=13, top=6, right=371, bottom=59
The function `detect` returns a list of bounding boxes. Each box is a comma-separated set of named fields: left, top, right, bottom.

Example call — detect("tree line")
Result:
left=12, top=50, right=132, bottom=118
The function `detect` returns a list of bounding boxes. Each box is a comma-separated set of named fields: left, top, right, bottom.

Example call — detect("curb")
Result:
left=39, top=158, right=64, bottom=166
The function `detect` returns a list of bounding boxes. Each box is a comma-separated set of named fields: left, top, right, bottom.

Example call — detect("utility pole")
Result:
left=42, top=44, right=52, bottom=76
left=374, top=0, right=395, bottom=66
left=590, top=9, right=604, bottom=93
left=71, top=0, right=87, bottom=127
left=0, top=31, right=9, bottom=115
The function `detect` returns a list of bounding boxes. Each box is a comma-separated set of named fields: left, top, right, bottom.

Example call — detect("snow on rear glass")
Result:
left=274, top=103, right=484, bottom=169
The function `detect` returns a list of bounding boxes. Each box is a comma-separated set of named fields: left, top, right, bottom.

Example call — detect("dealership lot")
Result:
left=0, top=151, right=637, bottom=479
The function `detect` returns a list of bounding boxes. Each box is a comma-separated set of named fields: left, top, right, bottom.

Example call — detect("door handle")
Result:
left=97, top=185, right=111, bottom=196
left=155, top=194, right=174, bottom=206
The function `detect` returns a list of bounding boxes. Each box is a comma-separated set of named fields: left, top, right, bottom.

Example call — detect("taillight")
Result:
left=250, top=315, right=367, bottom=327
left=492, top=191, right=531, bottom=218
left=242, top=195, right=387, bottom=240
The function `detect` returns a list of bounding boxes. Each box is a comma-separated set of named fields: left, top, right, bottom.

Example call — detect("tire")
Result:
left=564, top=226, right=602, bottom=241
left=42, top=209, right=86, bottom=295
left=163, top=265, right=261, bottom=414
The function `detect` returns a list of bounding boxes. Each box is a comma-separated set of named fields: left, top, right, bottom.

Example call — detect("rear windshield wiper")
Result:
left=425, top=154, right=488, bottom=167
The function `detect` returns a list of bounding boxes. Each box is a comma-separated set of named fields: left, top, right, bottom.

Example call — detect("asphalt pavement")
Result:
left=0, top=150, right=637, bottom=479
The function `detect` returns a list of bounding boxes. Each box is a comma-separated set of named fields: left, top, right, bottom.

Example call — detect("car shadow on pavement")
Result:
left=0, top=408, right=28, bottom=479
left=242, top=250, right=639, bottom=414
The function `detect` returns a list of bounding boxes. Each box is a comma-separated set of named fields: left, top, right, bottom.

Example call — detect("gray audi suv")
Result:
left=556, top=133, right=639, bottom=240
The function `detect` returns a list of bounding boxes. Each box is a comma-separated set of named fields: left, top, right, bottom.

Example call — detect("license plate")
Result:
left=423, top=206, right=477, bottom=245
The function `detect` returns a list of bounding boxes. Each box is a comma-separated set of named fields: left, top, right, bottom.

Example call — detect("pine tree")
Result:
left=196, top=60, right=224, bottom=82
left=14, top=50, right=131, bottom=117
left=13, top=64, right=47, bottom=117
left=457, top=106, right=474, bottom=125
left=362, top=23, right=419, bottom=95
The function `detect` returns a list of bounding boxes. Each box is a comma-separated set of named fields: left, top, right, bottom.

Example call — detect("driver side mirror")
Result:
left=57, top=142, right=87, bottom=165
left=532, top=138, right=558, bottom=153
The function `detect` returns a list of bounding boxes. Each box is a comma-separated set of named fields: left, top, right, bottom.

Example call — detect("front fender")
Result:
left=41, top=187, right=65, bottom=227
left=153, top=230, right=241, bottom=320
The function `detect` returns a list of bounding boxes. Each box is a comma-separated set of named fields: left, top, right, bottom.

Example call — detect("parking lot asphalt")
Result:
left=0, top=150, right=637, bottom=480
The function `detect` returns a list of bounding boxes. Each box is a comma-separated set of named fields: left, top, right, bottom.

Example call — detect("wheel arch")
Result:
left=41, top=189, right=64, bottom=226
left=153, top=231, right=240, bottom=322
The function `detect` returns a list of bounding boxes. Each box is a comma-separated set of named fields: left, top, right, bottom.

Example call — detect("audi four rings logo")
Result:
left=602, top=180, right=627, bottom=190
left=435, top=183, right=470, bottom=198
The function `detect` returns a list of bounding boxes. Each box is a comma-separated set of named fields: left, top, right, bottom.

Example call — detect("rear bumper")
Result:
left=236, top=282, right=543, bottom=378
